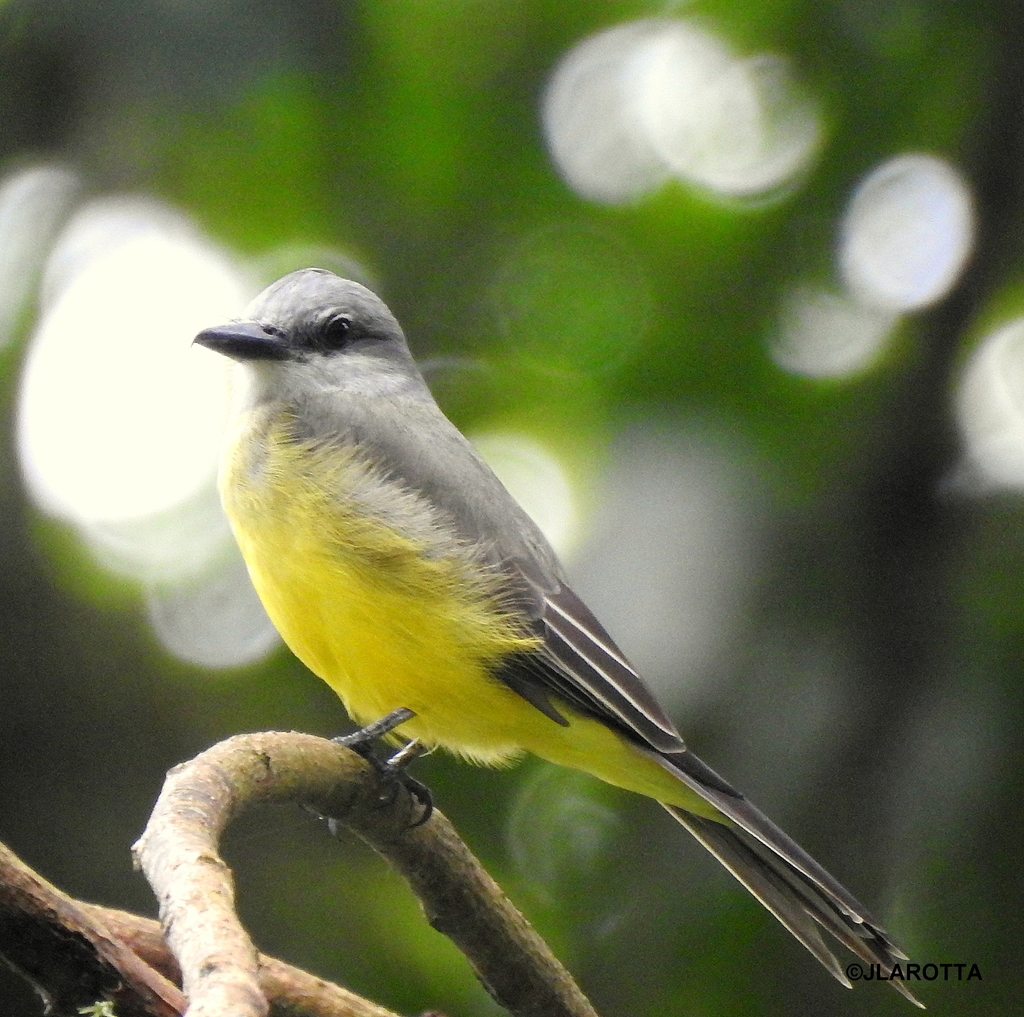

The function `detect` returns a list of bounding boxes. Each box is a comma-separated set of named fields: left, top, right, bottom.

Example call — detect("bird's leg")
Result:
left=330, top=708, right=433, bottom=826
left=333, top=706, right=416, bottom=749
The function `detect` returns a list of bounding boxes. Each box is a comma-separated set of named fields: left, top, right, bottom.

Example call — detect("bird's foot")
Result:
left=330, top=708, right=433, bottom=827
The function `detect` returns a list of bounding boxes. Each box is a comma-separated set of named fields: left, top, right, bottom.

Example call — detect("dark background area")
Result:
left=0, top=2, right=1019, bottom=1015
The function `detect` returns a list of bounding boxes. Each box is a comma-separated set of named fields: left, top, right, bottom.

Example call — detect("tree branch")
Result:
left=81, top=905, right=404, bottom=1017
left=0, top=837, right=406, bottom=1017
left=0, top=840, right=186, bottom=1017
left=132, top=731, right=598, bottom=1017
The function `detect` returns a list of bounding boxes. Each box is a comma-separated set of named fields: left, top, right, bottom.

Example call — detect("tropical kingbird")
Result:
left=195, top=268, right=917, bottom=1003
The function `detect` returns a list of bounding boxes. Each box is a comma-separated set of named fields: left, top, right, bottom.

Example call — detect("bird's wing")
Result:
left=497, top=561, right=921, bottom=1003
left=525, top=582, right=686, bottom=752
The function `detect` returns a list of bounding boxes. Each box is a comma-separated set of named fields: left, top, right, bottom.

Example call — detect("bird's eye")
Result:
left=320, top=314, right=352, bottom=348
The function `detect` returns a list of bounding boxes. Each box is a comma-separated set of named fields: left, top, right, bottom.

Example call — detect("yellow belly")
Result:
left=221, top=422, right=547, bottom=761
left=221, top=418, right=715, bottom=816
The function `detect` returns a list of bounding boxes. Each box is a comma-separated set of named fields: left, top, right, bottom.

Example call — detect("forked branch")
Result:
left=132, top=730, right=598, bottom=1017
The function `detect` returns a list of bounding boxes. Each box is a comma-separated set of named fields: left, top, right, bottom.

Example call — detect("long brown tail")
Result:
left=655, top=749, right=923, bottom=1007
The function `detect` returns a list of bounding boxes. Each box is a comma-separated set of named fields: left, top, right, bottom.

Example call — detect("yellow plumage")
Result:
left=221, top=408, right=717, bottom=812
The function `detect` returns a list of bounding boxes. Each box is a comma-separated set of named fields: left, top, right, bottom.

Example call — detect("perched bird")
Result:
left=195, top=268, right=918, bottom=1004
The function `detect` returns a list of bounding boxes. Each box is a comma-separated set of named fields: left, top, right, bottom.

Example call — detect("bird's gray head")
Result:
left=194, top=268, right=412, bottom=368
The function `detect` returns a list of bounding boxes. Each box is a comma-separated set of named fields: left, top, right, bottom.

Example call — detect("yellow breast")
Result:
left=219, top=411, right=545, bottom=763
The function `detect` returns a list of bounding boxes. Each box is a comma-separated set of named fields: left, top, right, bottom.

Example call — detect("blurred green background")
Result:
left=0, top=1, right=1017, bottom=1014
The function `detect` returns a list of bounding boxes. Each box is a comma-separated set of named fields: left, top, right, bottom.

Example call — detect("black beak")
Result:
left=193, top=321, right=292, bottom=362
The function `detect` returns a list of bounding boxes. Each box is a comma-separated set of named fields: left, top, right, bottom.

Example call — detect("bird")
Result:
left=194, top=267, right=919, bottom=1004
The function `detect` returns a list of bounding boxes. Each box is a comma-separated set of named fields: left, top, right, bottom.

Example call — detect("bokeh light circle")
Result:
left=542, top=20, right=672, bottom=204
left=543, top=18, right=821, bottom=203
left=957, top=317, right=1024, bottom=489
left=19, top=197, right=246, bottom=531
left=774, top=285, right=897, bottom=378
left=839, top=153, right=974, bottom=312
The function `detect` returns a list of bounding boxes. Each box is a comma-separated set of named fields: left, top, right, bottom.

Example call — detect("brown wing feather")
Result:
left=535, top=584, right=684, bottom=751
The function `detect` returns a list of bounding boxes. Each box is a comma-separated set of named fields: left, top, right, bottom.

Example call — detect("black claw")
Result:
left=382, top=743, right=434, bottom=826
left=402, top=779, right=434, bottom=827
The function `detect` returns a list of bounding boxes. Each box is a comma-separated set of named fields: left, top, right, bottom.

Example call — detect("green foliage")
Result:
left=0, top=1, right=1019, bottom=1016
left=78, top=1003, right=117, bottom=1017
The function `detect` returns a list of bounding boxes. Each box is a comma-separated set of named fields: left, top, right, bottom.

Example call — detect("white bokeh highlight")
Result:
left=0, top=164, right=81, bottom=347
left=542, top=20, right=672, bottom=204
left=839, top=153, right=974, bottom=312
left=20, top=197, right=244, bottom=529
left=774, top=285, right=897, bottom=379
left=636, top=37, right=820, bottom=197
left=957, top=318, right=1024, bottom=489
left=145, top=552, right=281, bottom=669
left=543, top=19, right=821, bottom=204
left=775, top=152, right=974, bottom=379
left=17, top=195, right=280, bottom=667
